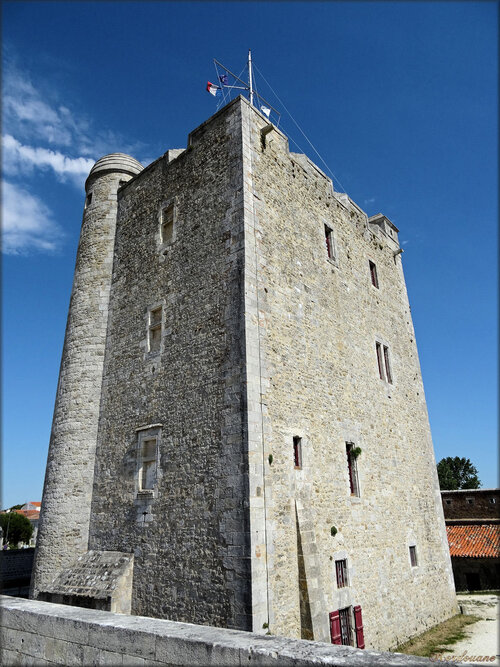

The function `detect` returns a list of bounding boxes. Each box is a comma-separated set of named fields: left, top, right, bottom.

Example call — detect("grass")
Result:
left=457, top=590, right=499, bottom=596
left=395, top=614, right=480, bottom=658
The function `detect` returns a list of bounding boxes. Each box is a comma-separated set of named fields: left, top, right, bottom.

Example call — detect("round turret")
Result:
left=31, top=152, right=143, bottom=599
left=85, top=153, right=143, bottom=190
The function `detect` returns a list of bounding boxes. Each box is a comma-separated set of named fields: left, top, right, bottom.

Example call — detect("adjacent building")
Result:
left=31, top=96, right=457, bottom=650
left=442, top=489, right=500, bottom=591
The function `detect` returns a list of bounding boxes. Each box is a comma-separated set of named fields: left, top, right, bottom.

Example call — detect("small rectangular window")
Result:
left=466, top=497, right=474, bottom=505
left=346, top=443, right=360, bottom=497
left=148, top=306, right=162, bottom=353
left=409, top=545, right=418, bottom=567
left=325, top=225, right=335, bottom=260
left=376, top=342, right=384, bottom=380
left=369, top=261, right=379, bottom=288
left=383, top=345, right=392, bottom=384
left=161, top=204, right=175, bottom=245
left=490, top=498, right=497, bottom=504
left=85, top=192, right=92, bottom=209
left=293, top=436, right=302, bottom=469
left=445, top=499, right=452, bottom=505
left=139, top=438, right=157, bottom=490
left=335, top=559, right=349, bottom=588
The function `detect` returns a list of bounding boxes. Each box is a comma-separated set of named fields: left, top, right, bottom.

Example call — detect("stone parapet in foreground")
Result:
left=0, top=595, right=445, bottom=666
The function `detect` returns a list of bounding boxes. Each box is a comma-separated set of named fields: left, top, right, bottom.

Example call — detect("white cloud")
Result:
left=3, top=134, right=94, bottom=187
left=3, top=69, right=84, bottom=148
left=364, top=197, right=376, bottom=205
left=1, top=181, right=63, bottom=255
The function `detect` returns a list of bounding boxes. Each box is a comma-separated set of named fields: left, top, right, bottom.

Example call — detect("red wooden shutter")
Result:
left=354, top=605, right=365, bottom=649
left=329, top=610, right=342, bottom=644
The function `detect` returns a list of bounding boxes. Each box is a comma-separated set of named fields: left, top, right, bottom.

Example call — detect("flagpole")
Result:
left=248, top=49, right=254, bottom=107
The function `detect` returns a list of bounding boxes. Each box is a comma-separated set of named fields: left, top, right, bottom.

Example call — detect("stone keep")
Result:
left=31, top=96, right=457, bottom=650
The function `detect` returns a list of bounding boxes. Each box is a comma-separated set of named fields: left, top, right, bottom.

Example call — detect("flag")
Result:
left=260, top=106, right=271, bottom=118
left=219, top=74, right=228, bottom=85
left=206, top=81, right=222, bottom=97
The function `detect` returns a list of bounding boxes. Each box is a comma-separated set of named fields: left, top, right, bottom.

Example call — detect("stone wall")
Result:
left=88, top=100, right=253, bottom=629
left=242, top=100, right=457, bottom=649
left=0, top=596, right=436, bottom=666
left=451, top=557, right=500, bottom=592
left=0, top=549, right=34, bottom=597
left=442, top=490, right=500, bottom=520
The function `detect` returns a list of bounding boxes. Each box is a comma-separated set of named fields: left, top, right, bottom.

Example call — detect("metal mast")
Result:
left=248, top=49, right=254, bottom=106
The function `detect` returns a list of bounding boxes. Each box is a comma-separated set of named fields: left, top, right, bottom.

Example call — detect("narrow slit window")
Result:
left=335, top=559, right=349, bottom=588
left=409, top=545, right=418, bottom=567
left=383, top=345, right=392, bottom=384
left=85, top=192, right=92, bottom=209
left=139, top=438, right=157, bottom=490
left=376, top=342, right=384, bottom=380
left=346, top=443, right=360, bottom=497
left=325, top=225, right=334, bottom=260
left=293, top=436, right=302, bottom=469
left=161, top=204, right=174, bottom=245
left=369, top=261, right=379, bottom=288
left=148, top=306, right=162, bottom=353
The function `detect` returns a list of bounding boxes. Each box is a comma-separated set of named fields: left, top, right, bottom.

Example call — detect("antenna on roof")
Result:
left=206, top=52, right=280, bottom=123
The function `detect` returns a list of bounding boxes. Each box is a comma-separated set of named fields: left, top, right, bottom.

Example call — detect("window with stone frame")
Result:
left=376, top=341, right=393, bottom=384
left=293, top=436, right=302, bottom=469
left=160, top=203, right=175, bottom=245
left=330, top=606, right=364, bottom=648
left=148, top=306, right=162, bottom=354
left=324, top=224, right=336, bottom=261
left=409, top=545, right=418, bottom=567
left=369, top=260, right=379, bottom=288
left=335, top=559, right=349, bottom=588
left=346, top=442, right=360, bottom=497
left=137, top=435, right=158, bottom=492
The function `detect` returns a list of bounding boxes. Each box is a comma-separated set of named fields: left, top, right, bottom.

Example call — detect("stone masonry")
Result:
left=31, top=96, right=457, bottom=651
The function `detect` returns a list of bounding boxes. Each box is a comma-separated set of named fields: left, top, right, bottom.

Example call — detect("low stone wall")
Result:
left=0, top=595, right=440, bottom=666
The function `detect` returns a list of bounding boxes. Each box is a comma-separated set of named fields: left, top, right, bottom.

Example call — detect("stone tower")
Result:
left=30, top=155, right=143, bottom=598
left=32, top=98, right=457, bottom=650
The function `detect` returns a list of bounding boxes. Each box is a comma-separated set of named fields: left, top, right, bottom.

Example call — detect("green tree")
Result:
left=437, top=457, right=481, bottom=490
left=0, top=512, right=33, bottom=546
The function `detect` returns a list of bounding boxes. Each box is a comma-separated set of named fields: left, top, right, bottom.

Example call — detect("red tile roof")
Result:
left=446, top=524, right=500, bottom=558
left=14, top=509, right=40, bottom=520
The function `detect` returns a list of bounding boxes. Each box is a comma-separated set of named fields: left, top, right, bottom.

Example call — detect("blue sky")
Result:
left=2, top=2, right=497, bottom=508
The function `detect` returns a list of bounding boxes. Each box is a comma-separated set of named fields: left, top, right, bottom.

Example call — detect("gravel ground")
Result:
left=433, top=593, right=499, bottom=665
